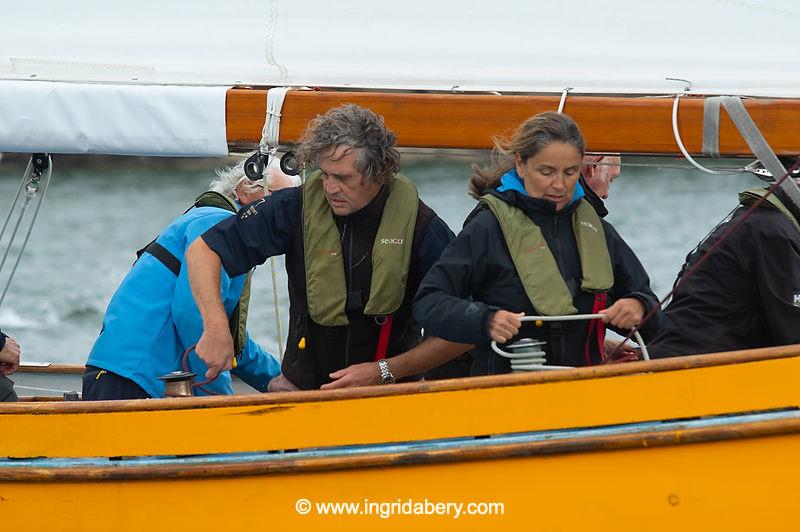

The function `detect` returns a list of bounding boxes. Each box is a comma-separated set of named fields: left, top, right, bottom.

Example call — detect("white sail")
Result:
left=3, top=0, right=798, bottom=94
left=1, top=0, right=799, bottom=155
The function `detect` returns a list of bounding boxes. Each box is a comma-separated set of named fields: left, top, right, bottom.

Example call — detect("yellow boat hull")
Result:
left=2, top=345, right=800, bottom=530
left=4, top=425, right=799, bottom=531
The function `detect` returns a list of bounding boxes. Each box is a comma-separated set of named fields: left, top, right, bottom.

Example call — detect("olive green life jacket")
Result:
left=194, top=191, right=251, bottom=355
left=480, top=194, right=614, bottom=315
left=739, top=188, right=800, bottom=231
left=302, top=171, right=418, bottom=326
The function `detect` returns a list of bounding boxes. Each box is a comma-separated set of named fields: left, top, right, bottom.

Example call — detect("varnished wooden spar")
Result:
left=226, top=89, right=800, bottom=155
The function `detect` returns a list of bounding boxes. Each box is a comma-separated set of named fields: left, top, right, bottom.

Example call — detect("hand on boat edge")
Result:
left=267, top=374, right=301, bottom=392
left=321, top=362, right=381, bottom=389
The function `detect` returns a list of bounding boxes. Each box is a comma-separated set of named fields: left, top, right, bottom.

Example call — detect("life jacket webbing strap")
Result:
left=141, top=242, right=181, bottom=276
left=373, top=314, right=394, bottom=361
left=585, top=293, right=607, bottom=364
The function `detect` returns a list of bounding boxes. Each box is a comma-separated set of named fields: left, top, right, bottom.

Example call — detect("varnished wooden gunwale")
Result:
left=226, top=89, right=800, bottom=155
left=1, top=414, right=797, bottom=482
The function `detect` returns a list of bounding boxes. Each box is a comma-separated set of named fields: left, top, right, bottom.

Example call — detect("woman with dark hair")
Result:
left=415, top=112, right=661, bottom=375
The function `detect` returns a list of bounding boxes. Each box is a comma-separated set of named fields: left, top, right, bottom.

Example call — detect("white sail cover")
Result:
left=1, top=0, right=799, bottom=155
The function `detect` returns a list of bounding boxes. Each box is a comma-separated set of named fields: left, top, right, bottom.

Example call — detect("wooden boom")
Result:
left=226, top=89, right=800, bottom=155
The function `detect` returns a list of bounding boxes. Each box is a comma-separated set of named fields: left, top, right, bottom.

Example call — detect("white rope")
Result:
left=260, top=87, right=293, bottom=154
left=557, top=87, right=573, bottom=114
left=671, top=94, right=738, bottom=176
left=491, top=314, right=650, bottom=371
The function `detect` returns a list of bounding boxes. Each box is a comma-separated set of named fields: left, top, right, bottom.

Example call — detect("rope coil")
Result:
left=491, top=314, right=649, bottom=371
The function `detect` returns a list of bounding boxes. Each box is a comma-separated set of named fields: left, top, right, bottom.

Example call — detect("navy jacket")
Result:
left=649, top=196, right=800, bottom=357
left=414, top=188, right=661, bottom=374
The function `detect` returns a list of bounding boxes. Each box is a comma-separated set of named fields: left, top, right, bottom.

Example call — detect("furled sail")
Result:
left=2, top=0, right=800, bottom=155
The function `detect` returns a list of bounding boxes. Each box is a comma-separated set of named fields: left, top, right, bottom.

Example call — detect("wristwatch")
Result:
left=377, top=359, right=395, bottom=385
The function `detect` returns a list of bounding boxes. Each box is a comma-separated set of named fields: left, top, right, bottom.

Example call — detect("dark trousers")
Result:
left=0, top=374, right=18, bottom=402
left=82, top=365, right=151, bottom=401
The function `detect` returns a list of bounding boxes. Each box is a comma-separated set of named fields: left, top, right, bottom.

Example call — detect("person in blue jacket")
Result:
left=82, top=160, right=295, bottom=400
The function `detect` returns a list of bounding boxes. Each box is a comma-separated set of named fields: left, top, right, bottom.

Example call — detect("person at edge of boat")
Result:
left=647, top=160, right=800, bottom=357
left=413, top=111, right=662, bottom=376
left=423, top=152, right=626, bottom=380
left=581, top=154, right=621, bottom=204
left=0, top=329, right=20, bottom=402
left=81, top=159, right=297, bottom=400
left=187, top=103, right=469, bottom=391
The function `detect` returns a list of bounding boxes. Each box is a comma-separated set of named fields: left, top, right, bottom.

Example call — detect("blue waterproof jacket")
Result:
left=86, top=205, right=281, bottom=397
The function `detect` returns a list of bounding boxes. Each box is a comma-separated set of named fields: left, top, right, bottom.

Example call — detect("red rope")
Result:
left=373, top=314, right=393, bottom=361
left=585, top=293, right=607, bottom=364
left=181, top=343, right=220, bottom=396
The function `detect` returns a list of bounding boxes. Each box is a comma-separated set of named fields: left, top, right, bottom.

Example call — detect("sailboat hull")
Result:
left=2, top=346, right=800, bottom=530
left=3, top=414, right=799, bottom=531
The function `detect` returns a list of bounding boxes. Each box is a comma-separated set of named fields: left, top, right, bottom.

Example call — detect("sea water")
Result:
left=0, top=155, right=761, bottom=363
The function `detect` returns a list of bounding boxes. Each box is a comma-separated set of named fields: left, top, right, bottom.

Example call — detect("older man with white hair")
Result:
left=82, top=158, right=297, bottom=400
left=581, top=155, right=621, bottom=201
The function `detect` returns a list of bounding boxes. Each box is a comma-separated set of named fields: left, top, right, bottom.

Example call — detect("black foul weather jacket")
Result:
left=414, top=189, right=661, bottom=375
left=648, top=192, right=800, bottom=357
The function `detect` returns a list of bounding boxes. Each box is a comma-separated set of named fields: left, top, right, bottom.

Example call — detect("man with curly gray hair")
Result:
left=188, top=104, right=468, bottom=390
left=295, top=104, right=401, bottom=188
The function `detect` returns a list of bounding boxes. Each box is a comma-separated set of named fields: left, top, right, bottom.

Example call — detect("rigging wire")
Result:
left=0, top=154, right=53, bottom=311
left=0, top=159, right=29, bottom=244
